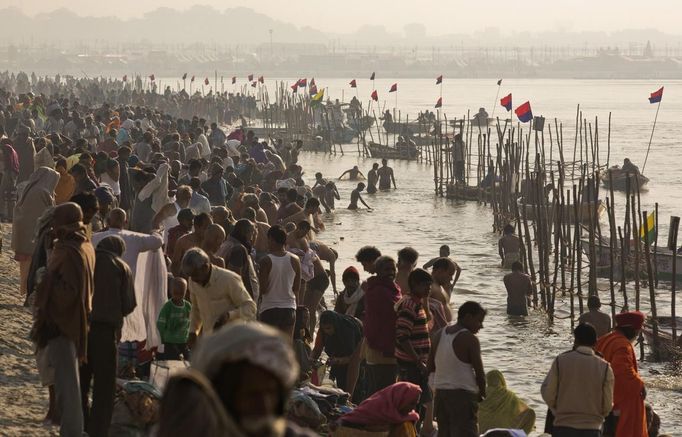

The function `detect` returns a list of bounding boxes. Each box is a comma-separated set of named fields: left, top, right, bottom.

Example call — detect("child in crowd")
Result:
left=156, top=277, right=192, bottom=360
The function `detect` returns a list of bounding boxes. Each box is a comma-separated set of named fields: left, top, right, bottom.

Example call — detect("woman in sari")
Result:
left=12, top=166, right=60, bottom=295
left=478, top=370, right=535, bottom=434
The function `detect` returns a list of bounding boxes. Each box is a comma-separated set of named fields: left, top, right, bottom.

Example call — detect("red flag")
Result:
left=258, top=76, right=264, bottom=84
left=515, top=101, right=533, bottom=123
left=291, top=82, right=298, bottom=92
left=182, top=73, right=187, bottom=80
left=435, top=97, right=442, bottom=108
left=122, top=75, right=127, bottom=82
left=149, top=74, right=155, bottom=81
left=500, top=93, right=512, bottom=111
left=349, top=79, right=357, bottom=88
left=191, top=75, right=195, bottom=82
left=231, top=76, right=236, bottom=84
left=649, top=87, right=664, bottom=103
left=370, top=72, right=375, bottom=80
left=309, top=83, right=318, bottom=96
left=204, top=78, right=210, bottom=85
left=251, top=81, right=257, bottom=88
left=371, top=90, right=378, bottom=101
left=389, top=83, right=397, bottom=93
left=310, top=78, right=316, bottom=87
left=298, top=78, right=307, bottom=88
left=436, top=75, right=443, bottom=85
left=248, top=74, right=254, bottom=81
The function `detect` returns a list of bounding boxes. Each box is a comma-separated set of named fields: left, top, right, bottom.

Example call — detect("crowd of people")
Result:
left=0, top=74, right=669, bottom=437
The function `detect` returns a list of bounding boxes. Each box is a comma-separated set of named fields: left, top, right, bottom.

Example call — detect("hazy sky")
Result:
left=4, top=0, right=681, bottom=35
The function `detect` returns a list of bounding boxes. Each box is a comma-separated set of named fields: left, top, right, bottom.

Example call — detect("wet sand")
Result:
left=0, top=224, right=56, bottom=436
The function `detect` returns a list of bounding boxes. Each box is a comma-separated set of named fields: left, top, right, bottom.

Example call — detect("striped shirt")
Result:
left=395, top=296, right=431, bottom=363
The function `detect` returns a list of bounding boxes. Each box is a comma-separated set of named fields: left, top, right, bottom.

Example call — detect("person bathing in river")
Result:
left=367, top=163, right=379, bottom=194
left=498, top=224, right=522, bottom=269
left=348, top=183, right=372, bottom=210
left=377, top=159, right=397, bottom=190
left=503, top=261, right=532, bottom=316
left=423, top=245, right=451, bottom=269
left=338, top=165, right=365, bottom=181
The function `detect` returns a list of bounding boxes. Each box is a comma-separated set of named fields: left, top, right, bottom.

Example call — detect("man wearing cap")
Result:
left=596, top=311, right=648, bottom=437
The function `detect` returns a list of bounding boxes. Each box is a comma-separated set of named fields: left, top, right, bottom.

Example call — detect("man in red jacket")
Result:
left=363, top=255, right=402, bottom=396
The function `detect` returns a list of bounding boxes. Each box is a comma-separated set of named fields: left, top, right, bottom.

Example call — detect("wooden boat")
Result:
left=581, top=238, right=682, bottom=283
left=642, top=316, right=682, bottom=361
left=383, top=121, right=431, bottom=135
left=368, top=142, right=420, bottom=160
left=347, top=115, right=374, bottom=132
left=445, top=183, right=492, bottom=201
left=601, top=167, right=650, bottom=191
left=518, top=200, right=605, bottom=224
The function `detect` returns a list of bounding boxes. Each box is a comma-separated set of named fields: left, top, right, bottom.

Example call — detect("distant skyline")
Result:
left=4, top=0, right=682, bottom=36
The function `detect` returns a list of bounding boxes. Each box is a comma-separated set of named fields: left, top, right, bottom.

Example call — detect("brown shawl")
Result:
left=11, top=167, right=59, bottom=256
left=32, top=227, right=95, bottom=359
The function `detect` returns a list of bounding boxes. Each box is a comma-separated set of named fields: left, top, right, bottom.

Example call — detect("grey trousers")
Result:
left=48, top=335, right=84, bottom=437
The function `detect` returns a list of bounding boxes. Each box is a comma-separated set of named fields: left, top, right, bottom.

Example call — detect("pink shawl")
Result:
left=341, top=382, right=421, bottom=426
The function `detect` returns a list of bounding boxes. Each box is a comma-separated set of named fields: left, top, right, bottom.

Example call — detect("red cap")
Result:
left=614, top=311, right=645, bottom=330
left=342, top=266, right=360, bottom=280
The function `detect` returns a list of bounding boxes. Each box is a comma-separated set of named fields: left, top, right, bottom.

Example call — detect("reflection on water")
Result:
left=298, top=150, right=682, bottom=434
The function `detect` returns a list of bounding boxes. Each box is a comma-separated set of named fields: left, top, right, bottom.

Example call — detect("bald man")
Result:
left=172, top=212, right=213, bottom=276
left=201, top=224, right=226, bottom=268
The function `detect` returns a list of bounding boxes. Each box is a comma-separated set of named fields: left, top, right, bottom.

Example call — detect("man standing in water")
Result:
left=423, top=244, right=451, bottom=269
left=367, top=163, right=380, bottom=194
left=348, top=183, right=372, bottom=210
left=338, top=165, right=365, bottom=181
left=377, top=158, right=397, bottom=190
left=429, top=301, right=487, bottom=437
left=503, top=261, right=533, bottom=316
left=579, top=296, right=612, bottom=338
left=498, top=224, right=522, bottom=268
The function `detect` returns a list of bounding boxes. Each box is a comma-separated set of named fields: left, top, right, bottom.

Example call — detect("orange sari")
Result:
left=596, top=331, right=647, bottom=437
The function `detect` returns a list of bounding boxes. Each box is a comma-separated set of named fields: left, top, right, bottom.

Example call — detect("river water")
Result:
left=159, top=76, right=682, bottom=432
left=277, top=79, right=682, bottom=434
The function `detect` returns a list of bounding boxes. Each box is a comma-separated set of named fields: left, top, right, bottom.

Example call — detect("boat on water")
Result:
left=367, top=142, right=420, bottom=160
left=581, top=237, right=682, bottom=283
left=346, top=114, right=374, bottom=132
left=642, top=316, right=682, bottom=361
left=601, top=166, right=650, bottom=191
left=518, top=200, right=606, bottom=224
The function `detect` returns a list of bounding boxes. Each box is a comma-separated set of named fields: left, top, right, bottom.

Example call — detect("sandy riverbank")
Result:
left=0, top=224, right=57, bottom=436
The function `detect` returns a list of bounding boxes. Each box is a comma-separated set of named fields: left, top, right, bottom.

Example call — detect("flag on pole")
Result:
left=258, top=76, right=264, bottom=84
left=497, top=79, right=503, bottom=86
left=649, top=87, right=664, bottom=104
left=122, top=75, right=127, bottom=82
left=231, top=76, right=236, bottom=84
left=191, top=75, right=195, bottom=82
left=310, top=78, right=316, bottom=87
left=370, top=72, right=375, bottom=80
left=149, top=74, right=155, bottom=81
left=435, top=97, right=442, bottom=108
left=204, top=78, right=210, bottom=85
left=515, top=101, right=533, bottom=123
left=182, top=73, right=187, bottom=80
left=389, top=83, right=397, bottom=93
left=248, top=74, right=254, bottom=81
left=640, top=211, right=657, bottom=243
left=349, top=79, right=357, bottom=88
left=500, top=93, right=512, bottom=111
left=291, top=83, right=298, bottom=93
left=436, top=75, right=443, bottom=85
left=251, top=81, right=257, bottom=88
left=309, top=82, right=318, bottom=96
left=298, top=78, right=307, bottom=88
left=311, top=89, right=325, bottom=106
left=371, top=90, right=378, bottom=101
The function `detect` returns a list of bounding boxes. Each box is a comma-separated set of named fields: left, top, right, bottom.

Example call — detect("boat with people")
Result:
left=601, top=161, right=650, bottom=191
